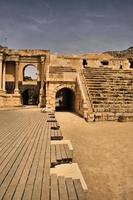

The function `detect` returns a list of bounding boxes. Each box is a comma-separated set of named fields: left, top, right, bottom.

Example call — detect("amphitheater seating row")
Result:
left=82, top=67, right=133, bottom=121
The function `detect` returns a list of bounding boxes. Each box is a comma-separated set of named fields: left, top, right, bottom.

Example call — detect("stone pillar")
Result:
left=39, top=56, right=45, bottom=107
left=14, top=61, right=19, bottom=93
left=44, top=53, right=50, bottom=109
left=2, top=61, right=6, bottom=92
left=41, top=57, right=45, bottom=91
left=13, top=61, right=21, bottom=106
left=0, top=54, right=3, bottom=93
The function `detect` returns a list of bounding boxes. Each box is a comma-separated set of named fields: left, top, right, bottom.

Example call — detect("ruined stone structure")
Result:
left=0, top=47, right=50, bottom=107
left=0, top=46, right=133, bottom=121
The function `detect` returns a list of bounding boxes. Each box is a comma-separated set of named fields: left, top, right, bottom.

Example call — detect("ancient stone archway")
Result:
left=55, top=87, right=75, bottom=111
left=46, top=83, right=76, bottom=111
left=23, top=64, right=38, bottom=81
left=20, top=64, right=40, bottom=106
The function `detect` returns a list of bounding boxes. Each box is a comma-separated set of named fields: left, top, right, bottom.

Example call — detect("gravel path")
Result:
left=56, top=112, right=133, bottom=200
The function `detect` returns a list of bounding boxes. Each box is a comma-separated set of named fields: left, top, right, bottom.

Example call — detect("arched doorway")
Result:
left=55, top=88, right=75, bottom=111
left=21, top=64, right=40, bottom=106
left=22, top=87, right=39, bottom=105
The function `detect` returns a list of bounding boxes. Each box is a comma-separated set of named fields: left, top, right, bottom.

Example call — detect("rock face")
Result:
left=105, top=47, right=133, bottom=59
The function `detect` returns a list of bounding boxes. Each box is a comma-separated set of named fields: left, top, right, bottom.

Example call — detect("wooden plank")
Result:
left=51, top=126, right=59, bottom=130
left=50, top=174, right=59, bottom=200
left=60, top=144, right=67, bottom=160
left=56, top=144, right=62, bottom=161
left=0, top=118, right=38, bottom=182
left=47, top=119, right=57, bottom=122
left=58, top=176, right=69, bottom=200
left=21, top=124, right=45, bottom=200
left=51, top=130, right=55, bottom=139
left=54, top=129, right=58, bottom=137
left=0, top=118, right=23, bottom=147
left=66, top=177, right=78, bottom=200
left=49, top=116, right=56, bottom=119
left=0, top=118, right=27, bottom=152
left=57, top=129, right=63, bottom=138
left=41, top=131, right=50, bottom=200
left=73, top=179, right=87, bottom=200
left=28, top=122, right=48, bottom=200
left=5, top=115, right=45, bottom=199
left=51, top=130, right=63, bottom=140
left=51, top=144, right=56, bottom=167
left=12, top=118, right=45, bottom=199
left=0, top=116, right=43, bottom=199
left=64, top=144, right=72, bottom=161
left=0, top=120, right=31, bottom=168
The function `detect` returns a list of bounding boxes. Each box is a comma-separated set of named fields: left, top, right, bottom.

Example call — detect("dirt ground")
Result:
left=56, top=112, right=133, bottom=200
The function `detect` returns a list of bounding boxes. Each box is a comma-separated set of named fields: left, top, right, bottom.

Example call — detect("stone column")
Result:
left=2, top=61, right=6, bottom=92
left=39, top=56, right=45, bottom=107
left=0, top=55, right=3, bottom=92
left=41, top=57, right=45, bottom=91
left=14, top=61, right=19, bottom=93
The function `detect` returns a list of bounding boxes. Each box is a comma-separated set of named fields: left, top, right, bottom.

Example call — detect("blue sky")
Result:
left=0, top=0, right=133, bottom=53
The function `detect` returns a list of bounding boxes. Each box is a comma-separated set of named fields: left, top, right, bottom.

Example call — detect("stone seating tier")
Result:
left=82, top=67, right=133, bottom=121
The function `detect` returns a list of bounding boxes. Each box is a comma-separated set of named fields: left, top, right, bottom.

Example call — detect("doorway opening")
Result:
left=22, top=87, right=39, bottom=105
left=101, top=60, right=109, bottom=66
left=55, top=88, right=75, bottom=111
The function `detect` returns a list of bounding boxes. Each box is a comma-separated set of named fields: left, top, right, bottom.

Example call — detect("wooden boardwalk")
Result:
left=0, top=110, right=50, bottom=200
left=0, top=110, right=88, bottom=200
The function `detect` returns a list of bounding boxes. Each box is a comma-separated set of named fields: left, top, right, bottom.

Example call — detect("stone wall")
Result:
left=0, top=93, right=21, bottom=107
left=50, top=54, right=81, bottom=69
left=75, top=82, right=84, bottom=116
left=50, top=53, right=130, bottom=70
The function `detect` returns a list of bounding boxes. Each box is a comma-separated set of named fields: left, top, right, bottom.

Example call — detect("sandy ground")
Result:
left=56, top=112, right=133, bottom=200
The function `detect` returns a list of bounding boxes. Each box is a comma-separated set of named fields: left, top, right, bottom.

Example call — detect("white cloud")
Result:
left=30, top=17, right=56, bottom=25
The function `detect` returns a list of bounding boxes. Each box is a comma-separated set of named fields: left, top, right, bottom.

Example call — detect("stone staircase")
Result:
left=82, top=67, right=133, bottom=121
